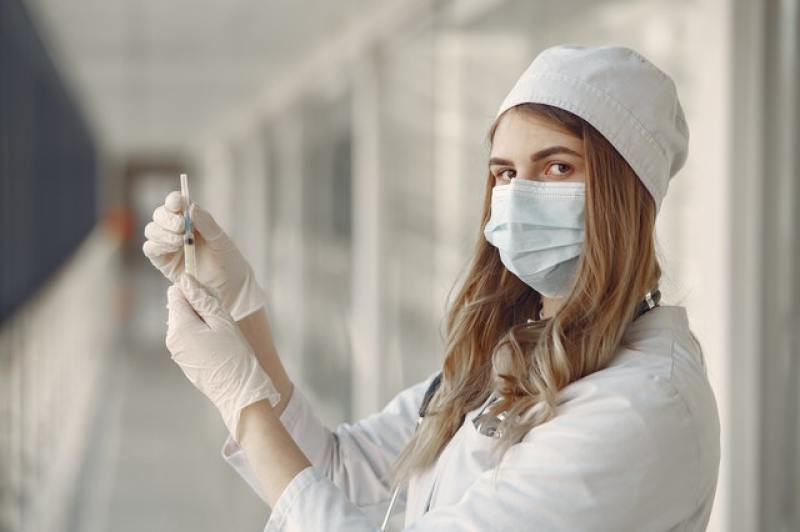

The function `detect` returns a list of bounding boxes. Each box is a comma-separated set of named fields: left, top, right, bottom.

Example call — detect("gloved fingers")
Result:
left=142, top=239, right=180, bottom=259
left=144, top=221, right=183, bottom=248
left=165, top=190, right=185, bottom=213
left=178, top=272, right=225, bottom=320
left=153, top=204, right=184, bottom=234
left=189, top=203, right=229, bottom=249
left=142, top=240, right=183, bottom=284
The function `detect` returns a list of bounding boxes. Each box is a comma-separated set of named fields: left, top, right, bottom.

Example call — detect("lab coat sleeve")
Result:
left=259, top=367, right=716, bottom=531
left=221, top=370, right=440, bottom=507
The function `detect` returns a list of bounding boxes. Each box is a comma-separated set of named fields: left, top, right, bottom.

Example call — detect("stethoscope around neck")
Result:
left=379, top=288, right=661, bottom=530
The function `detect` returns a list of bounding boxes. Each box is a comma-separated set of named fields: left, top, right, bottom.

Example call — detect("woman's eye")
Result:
left=547, top=163, right=572, bottom=176
left=498, top=169, right=515, bottom=180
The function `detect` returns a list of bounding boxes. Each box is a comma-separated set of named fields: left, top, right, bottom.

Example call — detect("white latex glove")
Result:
left=143, top=190, right=267, bottom=321
left=166, top=272, right=280, bottom=443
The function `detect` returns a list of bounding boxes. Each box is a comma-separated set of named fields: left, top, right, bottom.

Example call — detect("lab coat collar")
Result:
left=624, top=304, right=689, bottom=338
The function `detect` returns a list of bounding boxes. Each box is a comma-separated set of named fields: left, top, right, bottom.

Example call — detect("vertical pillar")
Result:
left=269, top=111, right=306, bottom=381
left=233, top=132, right=270, bottom=285
left=728, top=0, right=765, bottom=531
left=350, top=50, right=385, bottom=419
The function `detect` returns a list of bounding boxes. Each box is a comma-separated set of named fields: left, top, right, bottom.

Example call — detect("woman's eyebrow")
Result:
left=488, top=145, right=583, bottom=166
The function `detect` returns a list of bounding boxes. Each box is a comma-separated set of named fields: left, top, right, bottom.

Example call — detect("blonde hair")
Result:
left=388, top=102, right=662, bottom=488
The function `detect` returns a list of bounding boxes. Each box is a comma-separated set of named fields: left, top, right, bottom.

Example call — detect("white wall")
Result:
left=0, top=228, right=122, bottom=532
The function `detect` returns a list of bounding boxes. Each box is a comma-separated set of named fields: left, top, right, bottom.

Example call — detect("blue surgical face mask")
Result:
left=483, top=178, right=585, bottom=298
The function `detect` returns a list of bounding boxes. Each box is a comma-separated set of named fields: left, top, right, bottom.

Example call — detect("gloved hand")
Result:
left=143, top=190, right=267, bottom=321
left=166, top=272, right=280, bottom=443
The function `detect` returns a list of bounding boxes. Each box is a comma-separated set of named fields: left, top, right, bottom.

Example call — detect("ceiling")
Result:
left=24, top=0, right=368, bottom=156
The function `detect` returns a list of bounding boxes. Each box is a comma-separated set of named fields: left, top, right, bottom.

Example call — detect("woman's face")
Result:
left=488, top=109, right=586, bottom=186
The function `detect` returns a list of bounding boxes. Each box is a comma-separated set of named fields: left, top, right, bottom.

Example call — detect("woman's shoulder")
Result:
left=507, top=306, right=719, bottom=529
left=585, top=304, right=712, bottom=392
left=558, top=305, right=718, bottom=429
left=540, top=304, right=720, bottom=506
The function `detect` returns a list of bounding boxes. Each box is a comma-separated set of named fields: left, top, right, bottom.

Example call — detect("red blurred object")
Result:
left=102, top=204, right=136, bottom=242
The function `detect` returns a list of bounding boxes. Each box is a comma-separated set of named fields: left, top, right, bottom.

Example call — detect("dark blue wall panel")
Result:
left=0, top=0, right=98, bottom=323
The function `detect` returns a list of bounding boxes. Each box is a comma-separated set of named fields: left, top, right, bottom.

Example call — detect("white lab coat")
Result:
left=221, top=305, right=720, bottom=531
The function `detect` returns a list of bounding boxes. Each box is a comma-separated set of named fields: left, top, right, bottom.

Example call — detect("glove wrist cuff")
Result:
left=228, top=274, right=267, bottom=322
left=221, top=360, right=281, bottom=443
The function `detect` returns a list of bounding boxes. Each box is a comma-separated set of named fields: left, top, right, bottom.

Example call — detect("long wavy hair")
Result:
left=388, top=102, right=662, bottom=488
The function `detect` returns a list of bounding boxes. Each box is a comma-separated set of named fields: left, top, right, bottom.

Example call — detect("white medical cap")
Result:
left=495, top=44, right=689, bottom=213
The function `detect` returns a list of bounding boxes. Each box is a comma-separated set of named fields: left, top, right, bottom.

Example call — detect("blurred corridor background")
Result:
left=1, top=0, right=798, bottom=531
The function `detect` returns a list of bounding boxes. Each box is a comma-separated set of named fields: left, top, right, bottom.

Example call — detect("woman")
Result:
left=143, top=44, right=720, bottom=531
